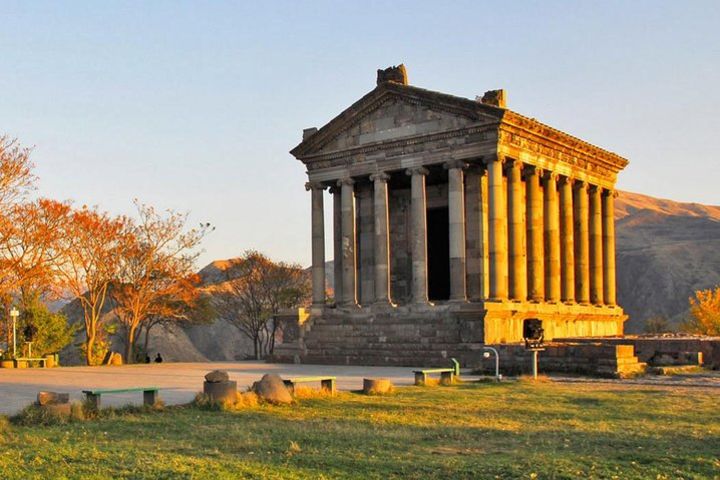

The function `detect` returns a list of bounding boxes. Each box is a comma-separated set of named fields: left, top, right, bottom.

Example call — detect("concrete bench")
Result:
left=15, top=357, right=47, bottom=368
left=82, top=387, right=159, bottom=409
left=413, top=358, right=460, bottom=385
left=283, top=376, right=336, bottom=395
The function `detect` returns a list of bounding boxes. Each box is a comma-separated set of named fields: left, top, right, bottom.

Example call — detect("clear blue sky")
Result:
left=1, top=1, right=718, bottom=267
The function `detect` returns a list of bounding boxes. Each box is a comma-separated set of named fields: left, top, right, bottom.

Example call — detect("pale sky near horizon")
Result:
left=1, top=1, right=718, bottom=268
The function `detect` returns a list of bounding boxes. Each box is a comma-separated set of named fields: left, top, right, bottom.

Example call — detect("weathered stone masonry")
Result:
left=285, top=66, right=629, bottom=366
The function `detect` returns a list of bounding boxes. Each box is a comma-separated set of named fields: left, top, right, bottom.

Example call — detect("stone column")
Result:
left=602, top=189, right=617, bottom=306
left=446, top=160, right=467, bottom=301
left=338, top=177, right=357, bottom=306
left=370, top=172, right=391, bottom=304
left=574, top=181, right=590, bottom=305
left=524, top=166, right=544, bottom=302
left=406, top=167, right=429, bottom=304
left=306, top=182, right=326, bottom=306
left=543, top=173, right=561, bottom=303
left=559, top=176, right=575, bottom=303
left=331, top=186, right=343, bottom=304
left=589, top=185, right=604, bottom=305
left=507, top=159, right=527, bottom=301
left=487, top=156, right=508, bottom=301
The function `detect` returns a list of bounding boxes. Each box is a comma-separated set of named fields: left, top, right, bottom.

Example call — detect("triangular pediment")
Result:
left=291, top=83, right=503, bottom=159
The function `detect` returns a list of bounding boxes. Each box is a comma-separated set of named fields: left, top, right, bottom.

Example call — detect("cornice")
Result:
left=500, top=111, right=629, bottom=174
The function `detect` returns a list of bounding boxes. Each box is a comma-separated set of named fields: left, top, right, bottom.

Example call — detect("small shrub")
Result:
left=286, top=441, right=302, bottom=456
left=192, top=390, right=261, bottom=411
left=417, top=377, right=440, bottom=387
left=0, top=415, right=11, bottom=439
left=293, top=385, right=335, bottom=399
left=70, top=402, right=85, bottom=421
left=12, top=404, right=69, bottom=426
left=518, top=374, right=552, bottom=383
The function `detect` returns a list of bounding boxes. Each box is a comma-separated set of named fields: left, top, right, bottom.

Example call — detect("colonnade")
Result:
left=306, top=156, right=617, bottom=309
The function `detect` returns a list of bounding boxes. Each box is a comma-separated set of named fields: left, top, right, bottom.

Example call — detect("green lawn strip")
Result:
left=0, top=382, right=716, bottom=479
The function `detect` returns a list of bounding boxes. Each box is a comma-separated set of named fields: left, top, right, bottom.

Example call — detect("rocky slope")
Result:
left=615, top=191, right=720, bottom=332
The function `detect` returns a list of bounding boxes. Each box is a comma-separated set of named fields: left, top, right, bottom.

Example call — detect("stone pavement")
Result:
left=0, top=361, right=428, bottom=415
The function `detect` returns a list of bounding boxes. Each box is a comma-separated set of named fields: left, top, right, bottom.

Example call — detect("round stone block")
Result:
left=363, top=378, right=393, bottom=395
left=203, top=380, right=237, bottom=403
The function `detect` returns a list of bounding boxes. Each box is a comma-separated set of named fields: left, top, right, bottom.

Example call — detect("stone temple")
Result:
left=280, top=65, right=636, bottom=371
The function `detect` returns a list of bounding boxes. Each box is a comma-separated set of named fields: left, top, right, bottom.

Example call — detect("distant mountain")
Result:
left=615, top=191, right=720, bottom=332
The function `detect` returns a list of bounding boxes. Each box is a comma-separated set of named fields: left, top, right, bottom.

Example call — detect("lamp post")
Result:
left=483, top=347, right=502, bottom=381
left=10, top=307, right=19, bottom=358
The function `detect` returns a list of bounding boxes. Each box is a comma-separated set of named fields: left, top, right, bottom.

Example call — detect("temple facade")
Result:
left=285, top=66, right=629, bottom=366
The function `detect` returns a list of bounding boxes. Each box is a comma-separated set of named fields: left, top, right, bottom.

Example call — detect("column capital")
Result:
left=521, top=164, right=543, bottom=180
left=573, top=179, right=589, bottom=191
left=305, top=181, right=327, bottom=191
left=443, top=159, right=469, bottom=171
left=405, top=166, right=429, bottom=177
left=602, top=188, right=618, bottom=198
left=543, top=171, right=559, bottom=183
left=558, top=175, right=574, bottom=186
left=589, top=184, right=602, bottom=194
left=482, top=153, right=507, bottom=166
left=369, top=171, right=391, bottom=183
left=328, top=185, right=341, bottom=195
left=337, top=177, right=355, bottom=187
left=503, top=158, right=522, bottom=174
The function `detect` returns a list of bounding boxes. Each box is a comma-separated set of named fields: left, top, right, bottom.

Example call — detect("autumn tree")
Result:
left=684, top=286, right=720, bottom=336
left=0, top=136, right=36, bottom=348
left=213, top=251, right=310, bottom=359
left=111, top=202, right=211, bottom=363
left=56, top=206, right=129, bottom=365
left=2, top=199, right=73, bottom=303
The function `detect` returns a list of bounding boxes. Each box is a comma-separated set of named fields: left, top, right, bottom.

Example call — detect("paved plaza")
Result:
left=0, top=361, right=430, bottom=415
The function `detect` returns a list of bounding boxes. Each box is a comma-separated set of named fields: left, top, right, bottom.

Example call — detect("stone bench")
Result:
left=283, top=376, right=336, bottom=395
left=82, top=387, right=159, bottom=409
left=414, top=358, right=460, bottom=385
left=15, top=357, right=47, bottom=368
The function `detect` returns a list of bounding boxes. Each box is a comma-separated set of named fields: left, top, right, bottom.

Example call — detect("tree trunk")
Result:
left=125, top=325, right=137, bottom=364
left=86, top=333, right=95, bottom=366
left=269, top=319, right=277, bottom=354
left=143, top=324, right=153, bottom=356
left=253, top=335, right=260, bottom=360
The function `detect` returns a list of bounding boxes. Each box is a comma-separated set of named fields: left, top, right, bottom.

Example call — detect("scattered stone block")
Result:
left=36, top=391, right=71, bottom=418
left=252, top=374, right=292, bottom=405
left=362, top=378, right=393, bottom=395
left=203, top=380, right=237, bottom=403
left=106, top=352, right=123, bottom=366
left=205, top=370, right=230, bottom=383
left=37, top=391, right=69, bottom=406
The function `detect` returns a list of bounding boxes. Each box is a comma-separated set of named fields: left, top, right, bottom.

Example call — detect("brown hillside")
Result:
left=615, top=191, right=720, bottom=332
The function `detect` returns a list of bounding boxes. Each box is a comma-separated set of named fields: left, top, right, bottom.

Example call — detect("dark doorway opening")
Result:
left=427, top=207, right=450, bottom=301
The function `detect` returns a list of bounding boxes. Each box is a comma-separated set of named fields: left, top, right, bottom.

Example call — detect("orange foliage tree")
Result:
left=0, top=136, right=36, bottom=347
left=212, top=251, right=309, bottom=359
left=56, top=207, right=130, bottom=365
left=685, top=286, right=720, bottom=336
left=2, top=199, right=73, bottom=304
left=111, top=202, right=211, bottom=363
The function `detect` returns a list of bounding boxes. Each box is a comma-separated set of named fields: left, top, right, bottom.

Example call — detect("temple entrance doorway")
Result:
left=427, top=207, right=450, bottom=301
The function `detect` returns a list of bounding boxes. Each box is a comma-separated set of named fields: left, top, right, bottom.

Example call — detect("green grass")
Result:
left=1, top=381, right=718, bottom=479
